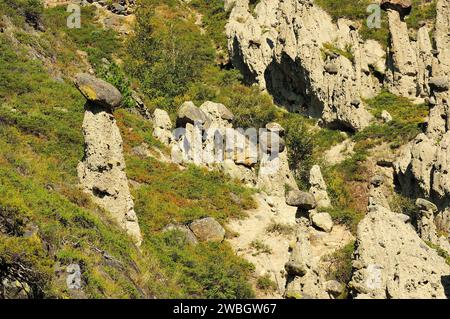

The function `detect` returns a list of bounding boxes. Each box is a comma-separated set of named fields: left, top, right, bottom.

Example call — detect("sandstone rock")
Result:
left=77, top=90, right=142, bottom=246
left=381, top=110, right=393, bottom=123
left=415, top=198, right=438, bottom=213
left=176, top=101, right=210, bottom=128
left=309, top=165, right=331, bottom=208
left=257, top=148, right=298, bottom=197
left=189, top=217, right=225, bottom=242
left=381, top=0, right=412, bottom=17
left=226, top=0, right=377, bottom=131
left=325, top=280, right=345, bottom=298
left=285, top=190, right=316, bottom=210
left=74, top=73, right=122, bottom=110
left=163, top=224, right=198, bottom=245
left=152, top=108, right=173, bottom=145
left=200, top=101, right=234, bottom=128
left=310, top=212, right=333, bottom=233
left=429, top=77, right=449, bottom=92
left=384, top=9, right=418, bottom=98
left=284, top=223, right=329, bottom=299
left=350, top=205, right=450, bottom=299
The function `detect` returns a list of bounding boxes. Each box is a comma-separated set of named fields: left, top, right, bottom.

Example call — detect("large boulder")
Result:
left=429, top=77, right=449, bottom=92
left=189, top=217, right=225, bottom=242
left=176, top=101, right=210, bottom=128
left=285, top=190, right=316, bottom=210
left=381, top=0, right=412, bottom=17
left=74, top=73, right=122, bottom=110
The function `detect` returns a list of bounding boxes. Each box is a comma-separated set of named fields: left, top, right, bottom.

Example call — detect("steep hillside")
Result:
left=1, top=0, right=450, bottom=300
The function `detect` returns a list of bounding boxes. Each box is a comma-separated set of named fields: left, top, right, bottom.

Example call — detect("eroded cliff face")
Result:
left=394, top=0, right=450, bottom=232
left=350, top=205, right=450, bottom=299
left=226, top=0, right=387, bottom=131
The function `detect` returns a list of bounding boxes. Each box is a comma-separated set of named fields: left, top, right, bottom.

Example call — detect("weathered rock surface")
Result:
left=350, top=205, right=450, bottom=299
left=286, top=190, right=316, bottom=210
left=152, top=108, right=173, bottom=145
left=226, top=0, right=382, bottom=131
left=189, top=217, right=225, bottom=242
left=310, top=212, right=333, bottom=233
left=76, top=76, right=142, bottom=246
left=74, top=73, right=122, bottom=110
left=309, top=165, right=331, bottom=208
left=284, top=221, right=329, bottom=299
left=394, top=1, right=450, bottom=210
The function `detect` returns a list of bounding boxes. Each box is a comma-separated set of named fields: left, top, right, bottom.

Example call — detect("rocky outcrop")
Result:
left=309, top=165, right=331, bottom=208
left=284, top=220, right=329, bottom=299
left=350, top=205, right=450, bottom=299
left=75, top=74, right=142, bottom=246
left=394, top=1, right=450, bottom=211
left=226, top=0, right=383, bottom=131
left=151, top=108, right=173, bottom=145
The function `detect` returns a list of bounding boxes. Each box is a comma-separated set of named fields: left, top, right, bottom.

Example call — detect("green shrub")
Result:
left=256, top=274, right=277, bottom=292
left=323, top=241, right=355, bottom=298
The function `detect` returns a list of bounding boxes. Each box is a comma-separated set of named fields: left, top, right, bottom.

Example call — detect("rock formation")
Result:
left=350, top=204, right=450, bottom=299
left=394, top=0, right=450, bottom=239
left=309, top=165, right=331, bottom=208
left=75, top=73, right=142, bottom=246
left=226, top=0, right=385, bottom=131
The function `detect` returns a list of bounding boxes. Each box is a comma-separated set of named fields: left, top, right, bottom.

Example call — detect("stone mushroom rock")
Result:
left=74, top=73, right=122, bottom=110
left=189, top=217, right=225, bottom=242
left=176, top=101, right=210, bottom=128
left=76, top=75, right=142, bottom=246
left=226, top=0, right=378, bottom=132
left=381, top=0, right=413, bottom=17
left=284, top=223, right=329, bottom=299
left=349, top=205, right=450, bottom=299
left=285, top=190, right=317, bottom=210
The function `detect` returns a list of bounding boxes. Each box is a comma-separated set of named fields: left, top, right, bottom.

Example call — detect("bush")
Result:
left=323, top=241, right=355, bottom=298
left=256, top=274, right=277, bottom=292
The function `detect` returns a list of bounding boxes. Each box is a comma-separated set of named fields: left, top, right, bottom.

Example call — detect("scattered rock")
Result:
left=310, top=212, right=333, bottom=233
left=152, top=108, right=173, bottom=145
left=325, top=280, right=345, bottom=298
left=189, top=217, right=225, bottom=242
